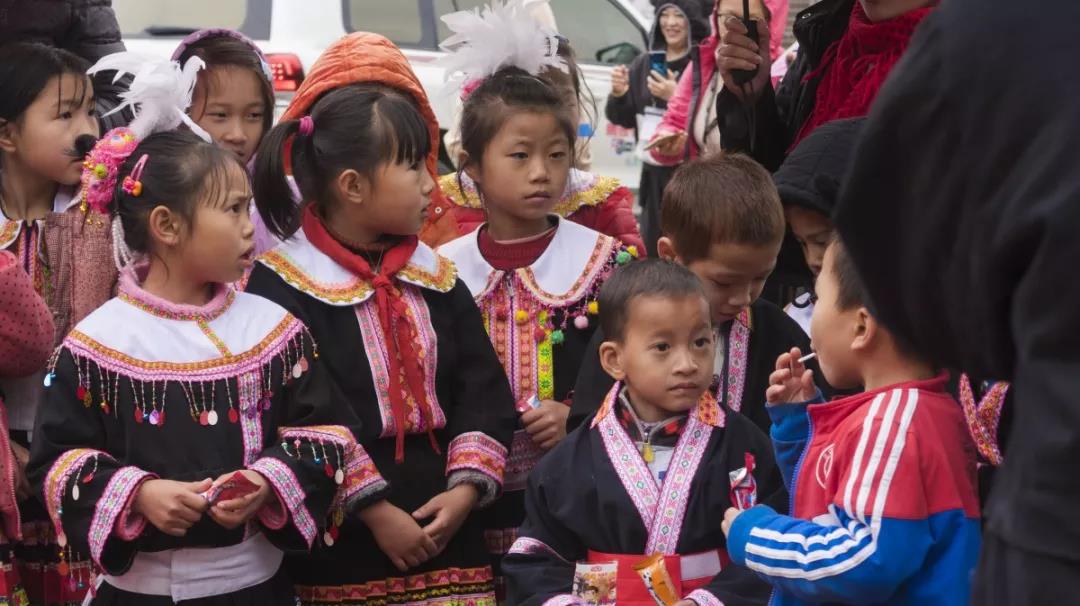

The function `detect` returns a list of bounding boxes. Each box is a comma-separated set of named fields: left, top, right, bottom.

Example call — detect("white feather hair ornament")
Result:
left=88, top=52, right=211, bottom=142
left=439, top=0, right=567, bottom=97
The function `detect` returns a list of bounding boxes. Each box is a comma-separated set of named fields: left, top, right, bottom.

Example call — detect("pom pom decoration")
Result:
left=438, top=0, right=567, bottom=100
left=573, top=315, right=589, bottom=330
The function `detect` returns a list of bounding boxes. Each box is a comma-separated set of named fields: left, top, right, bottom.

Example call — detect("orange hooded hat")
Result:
left=280, top=32, right=457, bottom=245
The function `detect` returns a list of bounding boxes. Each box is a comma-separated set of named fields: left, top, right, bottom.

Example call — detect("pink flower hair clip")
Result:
left=80, top=128, right=140, bottom=215
left=121, top=154, right=149, bottom=197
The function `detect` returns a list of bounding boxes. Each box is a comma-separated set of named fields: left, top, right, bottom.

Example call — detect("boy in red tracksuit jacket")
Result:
left=721, top=237, right=981, bottom=605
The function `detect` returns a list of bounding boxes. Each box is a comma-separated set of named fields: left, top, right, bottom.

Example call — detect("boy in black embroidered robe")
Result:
left=569, top=154, right=823, bottom=436
left=504, top=260, right=781, bottom=606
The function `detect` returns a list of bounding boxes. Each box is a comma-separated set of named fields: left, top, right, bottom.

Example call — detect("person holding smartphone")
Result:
left=605, top=0, right=708, bottom=256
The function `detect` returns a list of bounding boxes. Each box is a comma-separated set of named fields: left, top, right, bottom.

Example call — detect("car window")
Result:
left=434, top=0, right=644, bottom=65
left=113, top=0, right=269, bottom=39
left=343, top=0, right=426, bottom=47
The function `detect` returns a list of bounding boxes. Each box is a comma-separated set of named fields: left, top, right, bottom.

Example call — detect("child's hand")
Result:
left=413, top=483, right=480, bottom=549
left=721, top=506, right=742, bottom=538
left=134, top=478, right=212, bottom=537
left=360, top=500, right=438, bottom=571
left=207, top=470, right=271, bottom=530
left=766, top=347, right=817, bottom=405
left=522, top=400, right=570, bottom=450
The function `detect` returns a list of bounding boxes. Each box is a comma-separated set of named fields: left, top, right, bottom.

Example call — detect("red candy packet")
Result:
left=203, top=472, right=261, bottom=505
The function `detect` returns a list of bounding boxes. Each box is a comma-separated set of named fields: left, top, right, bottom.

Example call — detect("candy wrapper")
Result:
left=729, top=452, right=758, bottom=511
left=573, top=561, right=617, bottom=605
left=633, top=554, right=679, bottom=606
left=515, top=394, right=542, bottom=414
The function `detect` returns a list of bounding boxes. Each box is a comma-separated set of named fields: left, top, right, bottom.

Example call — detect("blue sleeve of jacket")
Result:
left=726, top=503, right=934, bottom=604
left=766, top=390, right=822, bottom=490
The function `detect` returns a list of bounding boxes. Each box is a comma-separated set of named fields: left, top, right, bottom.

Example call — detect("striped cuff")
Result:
left=250, top=458, right=317, bottom=548
left=508, top=537, right=570, bottom=563
left=445, top=432, right=507, bottom=498
left=335, top=442, right=388, bottom=511
left=89, top=467, right=154, bottom=567
left=542, top=596, right=585, bottom=606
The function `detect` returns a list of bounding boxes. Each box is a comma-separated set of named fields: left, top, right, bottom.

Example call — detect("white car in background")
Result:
left=114, top=0, right=650, bottom=187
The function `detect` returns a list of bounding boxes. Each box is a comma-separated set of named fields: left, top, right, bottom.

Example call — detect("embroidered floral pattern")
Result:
left=43, top=448, right=107, bottom=538
left=117, top=288, right=235, bottom=323
left=260, top=250, right=374, bottom=305
left=504, top=430, right=546, bottom=493
left=355, top=286, right=446, bottom=438
left=645, top=415, right=714, bottom=554
left=446, top=432, right=508, bottom=488
left=724, top=309, right=751, bottom=412
left=398, top=255, right=458, bottom=293
left=89, top=466, right=154, bottom=567
left=959, top=375, right=1008, bottom=466
left=685, top=588, right=724, bottom=606
left=250, top=457, right=317, bottom=547
left=597, top=393, right=660, bottom=529
left=237, top=370, right=264, bottom=465
left=516, top=235, right=619, bottom=308
left=296, top=566, right=496, bottom=605
left=64, top=315, right=305, bottom=381
left=334, top=442, right=387, bottom=510
left=508, top=537, right=569, bottom=563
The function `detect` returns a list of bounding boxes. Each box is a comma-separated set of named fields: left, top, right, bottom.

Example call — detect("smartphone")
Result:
left=643, top=131, right=681, bottom=152
left=732, top=0, right=759, bottom=85
left=649, top=50, right=667, bottom=76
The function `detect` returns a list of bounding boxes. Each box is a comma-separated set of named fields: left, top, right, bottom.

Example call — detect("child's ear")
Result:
left=335, top=168, right=371, bottom=207
left=462, top=153, right=480, bottom=185
left=598, top=341, right=627, bottom=382
left=0, top=119, right=16, bottom=154
left=850, top=307, right=875, bottom=353
left=656, top=237, right=680, bottom=263
left=148, top=205, right=184, bottom=248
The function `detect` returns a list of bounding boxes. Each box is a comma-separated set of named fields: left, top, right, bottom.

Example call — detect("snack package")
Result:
left=202, top=471, right=261, bottom=504
left=515, top=394, right=543, bottom=414
left=573, top=561, right=617, bottom=605
left=633, top=554, right=680, bottom=606
left=729, top=452, right=758, bottom=511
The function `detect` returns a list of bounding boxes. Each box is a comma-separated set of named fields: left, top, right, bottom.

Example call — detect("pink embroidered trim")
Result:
left=117, top=266, right=234, bottom=321
left=508, top=537, right=569, bottom=564
left=645, top=415, right=714, bottom=554
left=597, top=396, right=659, bottom=530
left=446, top=432, right=508, bottom=487
left=89, top=466, right=154, bottom=567
left=238, top=371, right=263, bottom=465
left=280, top=425, right=356, bottom=449
left=355, top=286, right=446, bottom=437
left=504, top=430, right=545, bottom=493
left=543, top=596, right=586, bottom=606
left=725, top=309, right=751, bottom=412
left=64, top=316, right=306, bottom=383
left=250, top=457, right=317, bottom=548
left=43, top=448, right=107, bottom=540
left=335, top=442, right=387, bottom=509
left=686, top=588, right=725, bottom=606
left=958, top=375, right=1007, bottom=466
left=402, top=286, right=446, bottom=430
left=115, top=496, right=149, bottom=541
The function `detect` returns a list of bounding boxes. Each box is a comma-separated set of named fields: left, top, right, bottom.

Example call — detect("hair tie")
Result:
left=299, top=116, right=315, bottom=137
left=122, top=154, right=149, bottom=197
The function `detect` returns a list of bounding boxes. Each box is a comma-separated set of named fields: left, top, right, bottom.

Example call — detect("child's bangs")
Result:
left=371, top=96, right=431, bottom=168
left=198, top=154, right=250, bottom=210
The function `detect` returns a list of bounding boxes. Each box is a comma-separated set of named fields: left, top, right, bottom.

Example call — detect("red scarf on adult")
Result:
left=303, top=206, right=439, bottom=462
left=793, top=2, right=934, bottom=148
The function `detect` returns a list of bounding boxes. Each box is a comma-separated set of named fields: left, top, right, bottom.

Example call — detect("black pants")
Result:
left=973, top=530, right=1080, bottom=605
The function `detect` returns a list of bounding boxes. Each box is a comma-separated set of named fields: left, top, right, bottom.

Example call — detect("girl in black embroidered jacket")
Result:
left=28, top=130, right=371, bottom=605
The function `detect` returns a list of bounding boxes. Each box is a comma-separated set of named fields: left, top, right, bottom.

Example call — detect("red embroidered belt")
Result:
left=585, top=549, right=730, bottom=604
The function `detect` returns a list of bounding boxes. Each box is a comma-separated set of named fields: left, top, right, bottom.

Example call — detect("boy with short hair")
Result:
left=721, top=237, right=981, bottom=605
left=505, top=259, right=782, bottom=605
left=569, top=153, right=822, bottom=435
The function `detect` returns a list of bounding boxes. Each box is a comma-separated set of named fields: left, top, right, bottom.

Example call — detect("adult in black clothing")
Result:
left=832, top=0, right=1080, bottom=601
left=0, top=0, right=131, bottom=130
left=605, top=0, right=708, bottom=257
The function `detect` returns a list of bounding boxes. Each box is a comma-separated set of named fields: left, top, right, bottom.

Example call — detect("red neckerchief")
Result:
left=793, top=2, right=933, bottom=148
left=302, top=206, right=438, bottom=462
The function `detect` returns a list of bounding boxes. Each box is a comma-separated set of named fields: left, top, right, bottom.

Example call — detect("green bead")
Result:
left=550, top=329, right=565, bottom=345
left=616, top=251, right=632, bottom=265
